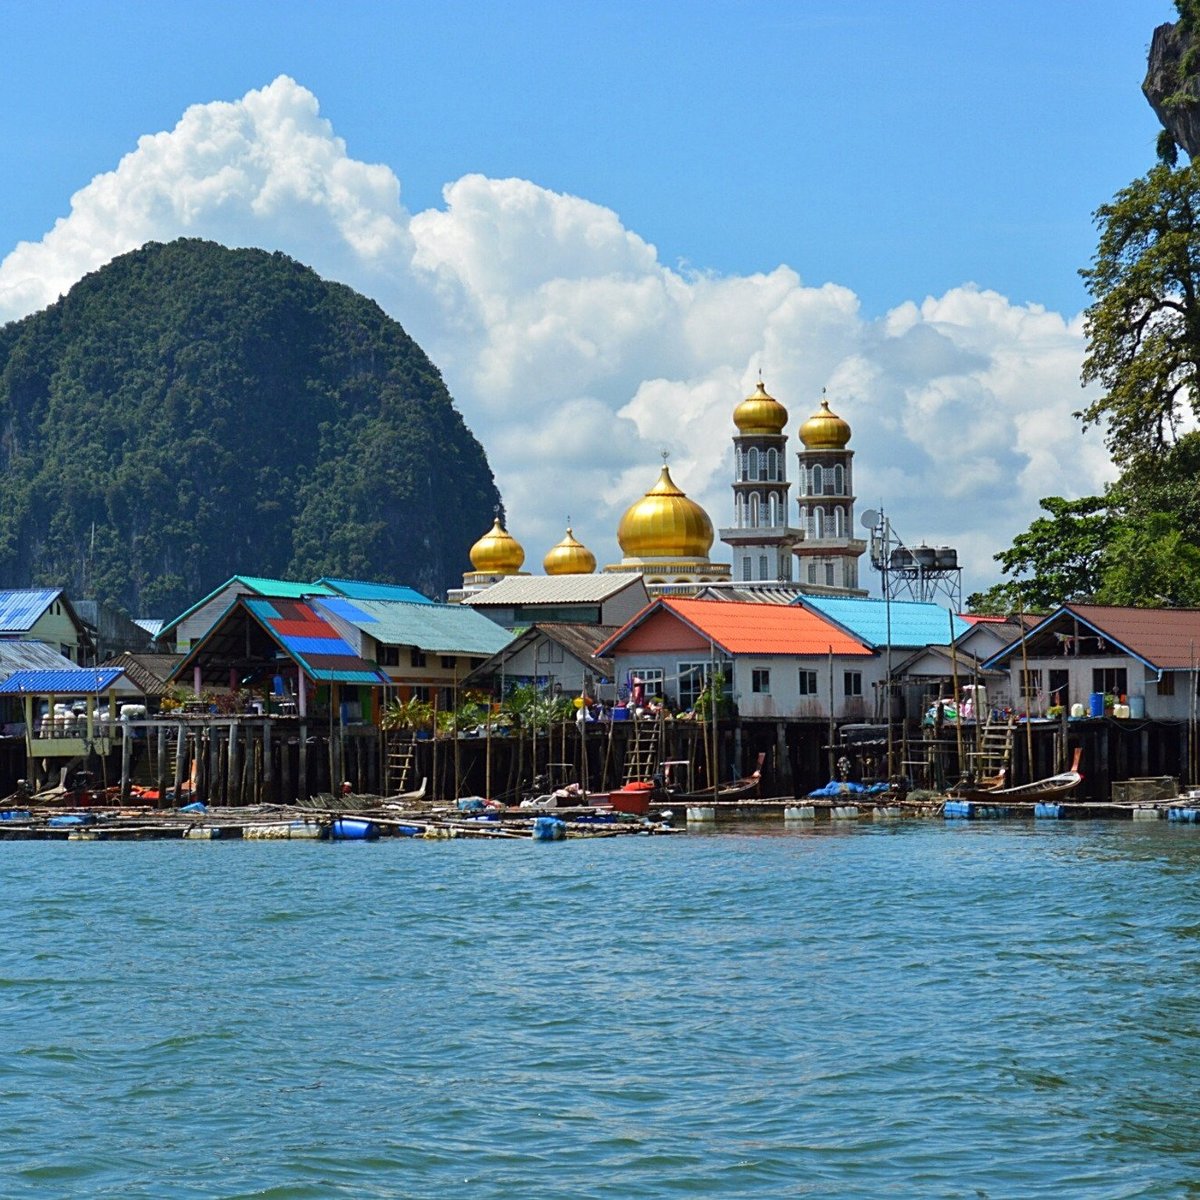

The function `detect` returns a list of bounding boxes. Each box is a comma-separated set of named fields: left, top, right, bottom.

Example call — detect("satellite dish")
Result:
left=861, top=509, right=879, bottom=530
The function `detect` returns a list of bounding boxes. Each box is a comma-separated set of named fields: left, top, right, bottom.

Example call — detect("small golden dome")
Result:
left=543, top=527, right=596, bottom=575
left=799, top=396, right=851, bottom=449
left=469, top=517, right=525, bottom=574
left=617, top=465, right=714, bottom=559
left=733, top=379, right=788, bottom=435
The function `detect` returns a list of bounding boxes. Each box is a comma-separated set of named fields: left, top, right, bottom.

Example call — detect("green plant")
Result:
left=381, top=696, right=434, bottom=732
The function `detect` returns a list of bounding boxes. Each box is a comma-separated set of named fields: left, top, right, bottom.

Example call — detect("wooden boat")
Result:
left=651, top=753, right=765, bottom=804
left=952, top=749, right=1082, bottom=804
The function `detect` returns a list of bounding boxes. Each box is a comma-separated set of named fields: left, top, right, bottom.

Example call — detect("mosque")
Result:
left=451, top=381, right=868, bottom=601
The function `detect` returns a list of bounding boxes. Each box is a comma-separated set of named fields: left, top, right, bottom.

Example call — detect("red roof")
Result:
left=597, top=598, right=872, bottom=658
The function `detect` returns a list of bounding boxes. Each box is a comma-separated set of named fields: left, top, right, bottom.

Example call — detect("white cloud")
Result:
left=0, top=75, right=1116, bottom=596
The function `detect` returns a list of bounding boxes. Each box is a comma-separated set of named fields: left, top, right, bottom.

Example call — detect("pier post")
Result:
left=173, top=724, right=186, bottom=806
left=263, top=721, right=273, bottom=804
left=298, top=721, right=309, bottom=801
left=227, top=720, right=240, bottom=806
left=155, top=723, right=167, bottom=806
left=120, top=722, right=133, bottom=804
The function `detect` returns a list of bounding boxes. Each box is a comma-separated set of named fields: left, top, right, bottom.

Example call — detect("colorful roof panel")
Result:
left=0, top=589, right=61, bottom=633
left=796, top=595, right=968, bottom=649
left=315, top=598, right=514, bottom=657
left=0, top=667, right=137, bottom=695
left=317, top=578, right=433, bottom=604
left=244, top=598, right=389, bottom=684
left=599, top=598, right=873, bottom=658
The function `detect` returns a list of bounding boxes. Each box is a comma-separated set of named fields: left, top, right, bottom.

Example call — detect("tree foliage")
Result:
left=1079, top=160, right=1200, bottom=458
left=0, top=239, right=501, bottom=617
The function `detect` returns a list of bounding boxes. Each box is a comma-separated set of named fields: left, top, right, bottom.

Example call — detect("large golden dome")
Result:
left=733, top=379, right=788, bottom=435
left=799, top=396, right=851, bottom=450
left=543, top=527, right=596, bottom=575
left=469, top=518, right=525, bottom=574
left=617, top=465, right=714, bottom=559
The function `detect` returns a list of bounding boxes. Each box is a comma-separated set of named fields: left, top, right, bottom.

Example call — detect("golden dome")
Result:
left=469, top=518, right=525, bottom=574
left=617, top=465, right=714, bottom=559
left=799, top=396, right=851, bottom=449
left=733, top=379, right=788, bottom=435
left=543, top=527, right=596, bottom=575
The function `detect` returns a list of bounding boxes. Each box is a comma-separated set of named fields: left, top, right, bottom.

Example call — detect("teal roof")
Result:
left=161, top=576, right=336, bottom=637
left=795, top=596, right=968, bottom=649
left=315, top=598, right=514, bottom=657
left=317, top=578, right=432, bottom=604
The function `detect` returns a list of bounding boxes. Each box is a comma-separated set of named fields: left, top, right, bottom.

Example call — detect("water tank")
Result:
left=912, top=545, right=937, bottom=568
left=934, top=546, right=958, bottom=569
left=889, top=547, right=915, bottom=571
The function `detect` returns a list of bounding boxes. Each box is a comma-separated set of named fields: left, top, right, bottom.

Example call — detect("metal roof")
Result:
left=99, top=652, right=185, bottom=696
left=135, top=618, right=165, bottom=638
left=317, top=578, right=433, bottom=604
left=0, top=589, right=62, bottom=633
left=796, top=595, right=968, bottom=649
left=0, top=640, right=78, bottom=674
left=982, top=604, right=1200, bottom=672
left=468, top=623, right=618, bottom=681
left=160, top=576, right=337, bottom=636
left=315, top=598, right=514, bottom=656
left=463, top=575, right=647, bottom=606
left=0, top=667, right=140, bottom=695
left=243, top=599, right=388, bottom=684
left=598, top=599, right=873, bottom=658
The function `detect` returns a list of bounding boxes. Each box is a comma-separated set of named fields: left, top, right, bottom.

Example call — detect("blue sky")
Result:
left=0, top=1, right=1176, bottom=589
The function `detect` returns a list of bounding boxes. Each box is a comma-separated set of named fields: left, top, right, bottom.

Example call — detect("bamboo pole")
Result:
left=949, top=610, right=963, bottom=773
left=1019, top=598, right=1034, bottom=784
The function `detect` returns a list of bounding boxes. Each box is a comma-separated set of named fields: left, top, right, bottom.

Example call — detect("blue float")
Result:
left=328, top=817, right=379, bottom=840
left=532, top=815, right=566, bottom=841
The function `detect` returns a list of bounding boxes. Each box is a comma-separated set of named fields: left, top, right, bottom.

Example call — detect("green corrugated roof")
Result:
left=315, top=598, right=514, bottom=656
left=161, top=576, right=336, bottom=637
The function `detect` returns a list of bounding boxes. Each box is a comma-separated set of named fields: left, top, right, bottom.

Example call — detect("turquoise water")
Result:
left=3, top=822, right=1200, bottom=1198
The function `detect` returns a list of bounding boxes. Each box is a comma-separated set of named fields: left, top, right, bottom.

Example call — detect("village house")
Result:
left=595, top=597, right=874, bottom=720
left=159, top=575, right=432, bottom=653
left=461, top=573, right=650, bottom=630
left=0, top=589, right=92, bottom=664
left=463, top=623, right=618, bottom=701
left=982, top=603, right=1200, bottom=720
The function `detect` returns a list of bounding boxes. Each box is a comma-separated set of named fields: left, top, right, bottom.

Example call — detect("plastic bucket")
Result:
left=1088, top=692, right=1105, bottom=718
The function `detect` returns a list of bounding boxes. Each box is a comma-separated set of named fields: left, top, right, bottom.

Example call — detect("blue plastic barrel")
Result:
left=611, top=706, right=629, bottom=721
left=1088, top=692, right=1105, bottom=717
left=329, top=817, right=379, bottom=841
left=1034, top=803, right=1063, bottom=819
left=1129, top=695, right=1146, bottom=718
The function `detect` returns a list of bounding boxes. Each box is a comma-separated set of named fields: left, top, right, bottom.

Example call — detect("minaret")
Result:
left=793, top=391, right=867, bottom=593
left=718, top=379, right=804, bottom=583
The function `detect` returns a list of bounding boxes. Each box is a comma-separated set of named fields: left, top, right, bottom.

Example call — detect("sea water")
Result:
left=2, top=821, right=1200, bottom=1198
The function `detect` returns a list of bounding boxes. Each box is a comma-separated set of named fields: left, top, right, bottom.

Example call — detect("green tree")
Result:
left=1078, top=160, right=1200, bottom=458
left=965, top=495, right=1115, bottom=613
left=1096, top=512, right=1200, bottom=607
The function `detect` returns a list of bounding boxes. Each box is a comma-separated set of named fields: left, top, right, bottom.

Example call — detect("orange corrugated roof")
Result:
left=625, top=598, right=872, bottom=657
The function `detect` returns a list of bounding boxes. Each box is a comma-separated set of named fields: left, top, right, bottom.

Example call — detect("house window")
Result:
left=441, top=656, right=456, bottom=670
left=752, top=668, right=770, bottom=694
left=798, top=669, right=818, bottom=696
left=767, top=447, right=779, bottom=481
left=834, top=464, right=844, bottom=495
left=742, top=556, right=752, bottom=580
left=630, top=668, right=665, bottom=699
left=1020, top=669, right=1042, bottom=699
left=747, top=447, right=759, bottom=481
left=677, top=661, right=732, bottom=709
left=844, top=671, right=863, bottom=697
left=824, top=562, right=835, bottom=586
left=410, top=648, right=426, bottom=668
left=378, top=646, right=400, bottom=667
left=1092, top=667, right=1127, bottom=697
left=812, top=464, right=823, bottom=494
left=808, top=561, right=817, bottom=584
left=759, top=555, right=769, bottom=580
left=1158, top=674, right=1175, bottom=696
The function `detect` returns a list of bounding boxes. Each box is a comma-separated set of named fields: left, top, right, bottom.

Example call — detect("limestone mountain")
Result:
left=0, top=238, right=500, bottom=617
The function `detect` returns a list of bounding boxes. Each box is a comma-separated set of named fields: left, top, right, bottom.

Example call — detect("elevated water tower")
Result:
left=862, top=509, right=962, bottom=609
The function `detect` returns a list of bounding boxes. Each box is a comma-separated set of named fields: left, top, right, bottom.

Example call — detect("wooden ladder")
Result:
left=622, top=720, right=660, bottom=784
left=386, top=735, right=416, bottom=794
left=967, top=717, right=1014, bottom=780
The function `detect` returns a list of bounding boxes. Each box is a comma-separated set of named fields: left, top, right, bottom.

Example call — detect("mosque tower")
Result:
left=603, top=456, right=731, bottom=595
left=793, top=392, right=867, bottom=593
left=718, top=378, right=805, bottom=583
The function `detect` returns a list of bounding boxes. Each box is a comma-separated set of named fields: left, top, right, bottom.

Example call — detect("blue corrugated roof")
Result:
left=0, top=589, right=61, bottom=633
left=318, top=578, right=433, bottom=604
left=0, top=667, right=134, bottom=695
left=315, top=598, right=514, bottom=656
left=796, top=596, right=968, bottom=649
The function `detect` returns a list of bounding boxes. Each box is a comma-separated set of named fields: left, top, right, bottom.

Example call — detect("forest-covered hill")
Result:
left=0, top=239, right=500, bottom=617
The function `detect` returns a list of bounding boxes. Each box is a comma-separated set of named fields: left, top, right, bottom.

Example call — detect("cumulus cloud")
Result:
left=0, top=75, right=1115, bottom=593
